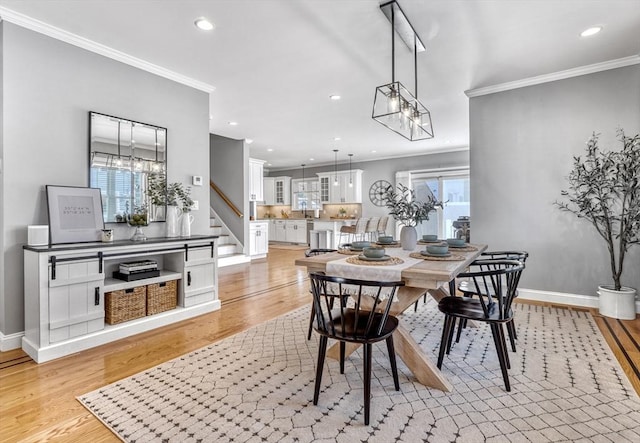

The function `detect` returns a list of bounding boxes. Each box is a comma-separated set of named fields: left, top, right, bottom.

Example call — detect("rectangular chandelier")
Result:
left=372, top=81, right=434, bottom=141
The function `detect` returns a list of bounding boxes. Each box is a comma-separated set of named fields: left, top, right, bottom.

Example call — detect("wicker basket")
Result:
left=147, top=280, right=178, bottom=315
left=105, top=286, right=147, bottom=325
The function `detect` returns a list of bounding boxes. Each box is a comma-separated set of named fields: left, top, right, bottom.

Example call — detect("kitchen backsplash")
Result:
left=257, top=204, right=362, bottom=219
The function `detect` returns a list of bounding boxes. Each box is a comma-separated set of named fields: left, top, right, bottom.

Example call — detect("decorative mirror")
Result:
left=89, top=112, right=167, bottom=223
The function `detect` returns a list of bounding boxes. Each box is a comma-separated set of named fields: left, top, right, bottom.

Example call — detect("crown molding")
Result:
left=465, top=55, right=640, bottom=98
left=0, top=7, right=215, bottom=93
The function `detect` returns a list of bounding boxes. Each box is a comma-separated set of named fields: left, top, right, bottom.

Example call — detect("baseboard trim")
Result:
left=0, top=331, right=24, bottom=351
left=519, top=288, right=640, bottom=312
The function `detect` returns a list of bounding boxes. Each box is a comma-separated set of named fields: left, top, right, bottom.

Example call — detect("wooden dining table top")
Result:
left=294, top=243, right=488, bottom=290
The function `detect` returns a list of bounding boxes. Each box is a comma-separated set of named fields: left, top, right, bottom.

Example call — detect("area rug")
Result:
left=78, top=301, right=640, bottom=442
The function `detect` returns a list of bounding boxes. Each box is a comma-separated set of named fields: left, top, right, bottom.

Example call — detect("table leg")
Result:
left=393, top=323, right=453, bottom=392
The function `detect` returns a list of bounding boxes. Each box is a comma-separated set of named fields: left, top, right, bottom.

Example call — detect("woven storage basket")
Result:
left=147, top=280, right=178, bottom=315
left=105, top=286, right=146, bottom=325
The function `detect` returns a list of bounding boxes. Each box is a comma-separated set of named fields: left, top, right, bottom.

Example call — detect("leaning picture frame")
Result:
left=46, top=185, right=105, bottom=244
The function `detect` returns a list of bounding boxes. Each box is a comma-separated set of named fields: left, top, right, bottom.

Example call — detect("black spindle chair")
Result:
left=304, top=249, right=338, bottom=340
left=456, top=251, right=528, bottom=350
left=437, top=259, right=525, bottom=391
left=309, top=272, right=404, bottom=425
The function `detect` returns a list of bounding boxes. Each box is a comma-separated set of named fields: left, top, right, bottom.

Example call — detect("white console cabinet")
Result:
left=23, top=235, right=219, bottom=363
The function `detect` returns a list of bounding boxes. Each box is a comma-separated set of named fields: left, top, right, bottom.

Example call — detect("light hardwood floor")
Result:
left=1, top=247, right=638, bottom=442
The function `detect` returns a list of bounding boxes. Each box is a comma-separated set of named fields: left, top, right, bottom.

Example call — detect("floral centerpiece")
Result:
left=383, top=183, right=443, bottom=249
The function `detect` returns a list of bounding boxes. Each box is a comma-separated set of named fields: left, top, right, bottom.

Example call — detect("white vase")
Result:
left=598, top=285, right=637, bottom=320
left=166, top=205, right=181, bottom=238
left=400, top=225, right=418, bottom=251
left=180, top=213, right=194, bottom=237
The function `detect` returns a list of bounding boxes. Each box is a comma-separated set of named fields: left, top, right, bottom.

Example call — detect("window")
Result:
left=411, top=169, right=470, bottom=239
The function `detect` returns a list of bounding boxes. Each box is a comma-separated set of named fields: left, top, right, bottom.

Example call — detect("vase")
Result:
left=180, top=213, right=194, bottom=237
left=400, top=225, right=418, bottom=251
left=130, top=226, right=147, bottom=242
left=166, top=205, right=181, bottom=237
left=598, top=285, right=637, bottom=320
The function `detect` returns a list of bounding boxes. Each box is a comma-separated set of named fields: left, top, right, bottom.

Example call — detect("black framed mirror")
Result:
left=89, top=112, right=167, bottom=223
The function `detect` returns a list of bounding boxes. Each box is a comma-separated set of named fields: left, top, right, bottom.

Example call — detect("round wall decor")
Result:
left=369, top=180, right=393, bottom=206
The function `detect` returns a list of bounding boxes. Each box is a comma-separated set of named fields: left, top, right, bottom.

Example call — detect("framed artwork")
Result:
left=46, top=185, right=105, bottom=244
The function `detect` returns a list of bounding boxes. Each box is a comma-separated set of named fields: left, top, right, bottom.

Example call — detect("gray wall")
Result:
left=1, top=23, right=210, bottom=336
left=470, top=65, right=640, bottom=295
left=210, top=134, right=247, bottom=243
left=271, top=149, right=469, bottom=217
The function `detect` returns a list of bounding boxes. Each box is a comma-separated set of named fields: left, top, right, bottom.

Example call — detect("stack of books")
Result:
left=113, top=260, right=160, bottom=281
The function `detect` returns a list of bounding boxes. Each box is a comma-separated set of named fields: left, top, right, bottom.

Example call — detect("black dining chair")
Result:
left=456, top=251, right=529, bottom=350
left=437, top=259, right=525, bottom=391
left=309, top=272, right=405, bottom=425
left=304, top=249, right=338, bottom=340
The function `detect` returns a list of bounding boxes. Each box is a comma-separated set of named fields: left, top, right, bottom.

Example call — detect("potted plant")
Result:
left=383, top=183, right=443, bottom=250
left=555, top=129, right=640, bottom=319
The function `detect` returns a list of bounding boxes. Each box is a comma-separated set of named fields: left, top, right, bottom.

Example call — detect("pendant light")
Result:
left=333, top=149, right=339, bottom=186
left=372, top=0, right=434, bottom=141
left=301, top=163, right=306, bottom=191
left=348, top=154, right=353, bottom=187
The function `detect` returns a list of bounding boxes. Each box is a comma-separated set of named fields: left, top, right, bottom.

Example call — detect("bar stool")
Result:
left=338, top=217, right=369, bottom=245
left=376, top=216, right=389, bottom=237
left=365, top=217, right=380, bottom=241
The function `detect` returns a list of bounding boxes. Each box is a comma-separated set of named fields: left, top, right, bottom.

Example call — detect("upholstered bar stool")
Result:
left=365, top=217, right=380, bottom=241
left=376, top=216, right=389, bottom=237
left=338, top=217, right=369, bottom=245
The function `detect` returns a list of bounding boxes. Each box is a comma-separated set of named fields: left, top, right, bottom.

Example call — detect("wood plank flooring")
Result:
left=1, top=247, right=638, bottom=442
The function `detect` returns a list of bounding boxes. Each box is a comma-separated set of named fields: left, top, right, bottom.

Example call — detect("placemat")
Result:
left=409, top=252, right=465, bottom=261
left=375, top=242, right=402, bottom=248
left=446, top=245, right=477, bottom=252
left=345, top=256, right=405, bottom=266
left=337, top=248, right=362, bottom=255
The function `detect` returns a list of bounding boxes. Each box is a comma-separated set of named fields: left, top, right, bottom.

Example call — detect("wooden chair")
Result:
left=456, top=251, right=529, bottom=350
left=304, top=249, right=338, bottom=340
left=437, top=259, right=525, bottom=391
left=309, top=272, right=404, bottom=425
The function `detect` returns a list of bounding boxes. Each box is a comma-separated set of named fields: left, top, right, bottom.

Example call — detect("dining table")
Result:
left=295, top=241, right=487, bottom=392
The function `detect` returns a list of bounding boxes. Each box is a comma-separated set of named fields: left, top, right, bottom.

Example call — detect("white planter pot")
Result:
left=598, top=285, right=637, bottom=320
left=400, top=226, right=417, bottom=251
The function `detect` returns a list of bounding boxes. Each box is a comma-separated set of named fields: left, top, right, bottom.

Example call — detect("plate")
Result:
left=420, top=251, right=451, bottom=257
left=447, top=244, right=468, bottom=248
left=349, top=247, right=364, bottom=252
left=419, top=239, right=443, bottom=244
left=357, top=254, right=392, bottom=261
left=376, top=241, right=397, bottom=246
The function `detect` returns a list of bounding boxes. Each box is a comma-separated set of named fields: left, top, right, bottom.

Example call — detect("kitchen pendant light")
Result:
left=348, top=154, right=353, bottom=187
left=372, top=0, right=434, bottom=141
left=301, top=163, right=306, bottom=191
left=333, top=149, right=339, bottom=186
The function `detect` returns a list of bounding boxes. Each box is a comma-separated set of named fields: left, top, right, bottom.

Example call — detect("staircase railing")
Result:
left=210, top=180, right=243, bottom=218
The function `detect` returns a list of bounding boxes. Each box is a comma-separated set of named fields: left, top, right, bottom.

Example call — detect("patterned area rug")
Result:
left=78, top=301, right=640, bottom=442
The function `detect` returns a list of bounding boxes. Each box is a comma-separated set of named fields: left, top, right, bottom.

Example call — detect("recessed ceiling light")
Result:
left=333, top=137, right=341, bottom=141
left=371, top=150, right=377, bottom=153
left=309, top=158, right=315, bottom=161
left=209, top=114, right=213, bottom=120
left=329, top=95, right=341, bottom=100
left=228, top=121, right=238, bottom=126
left=194, top=17, right=214, bottom=31
left=267, top=148, right=273, bottom=152
left=267, top=163, right=272, bottom=166
left=580, top=26, right=602, bottom=37
left=245, top=138, right=253, bottom=144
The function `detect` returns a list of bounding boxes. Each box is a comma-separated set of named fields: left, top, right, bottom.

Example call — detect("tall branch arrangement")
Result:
left=383, top=183, right=443, bottom=227
left=555, top=130, right=640, bottom=290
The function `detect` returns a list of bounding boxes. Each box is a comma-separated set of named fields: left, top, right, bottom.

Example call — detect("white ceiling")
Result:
left=1, top=0, right=639, bottom=170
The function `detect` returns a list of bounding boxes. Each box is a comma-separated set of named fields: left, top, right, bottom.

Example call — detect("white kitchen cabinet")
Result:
left=274, top=220, right=287, bottom=242
left=317, top=170, right=363, bottom=204
left=268, top=219, right=276, bottom=240
left=285, top=220, right=308, bottom=244
left=249, top=158, right=265, bottom=201
left=23, top=236, right=219, bottom=363
left=249, top=222, right=269, bottom=258
left=262, top=177, right=275, bottom=205
left=274, top=177, right=291, bottom=205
